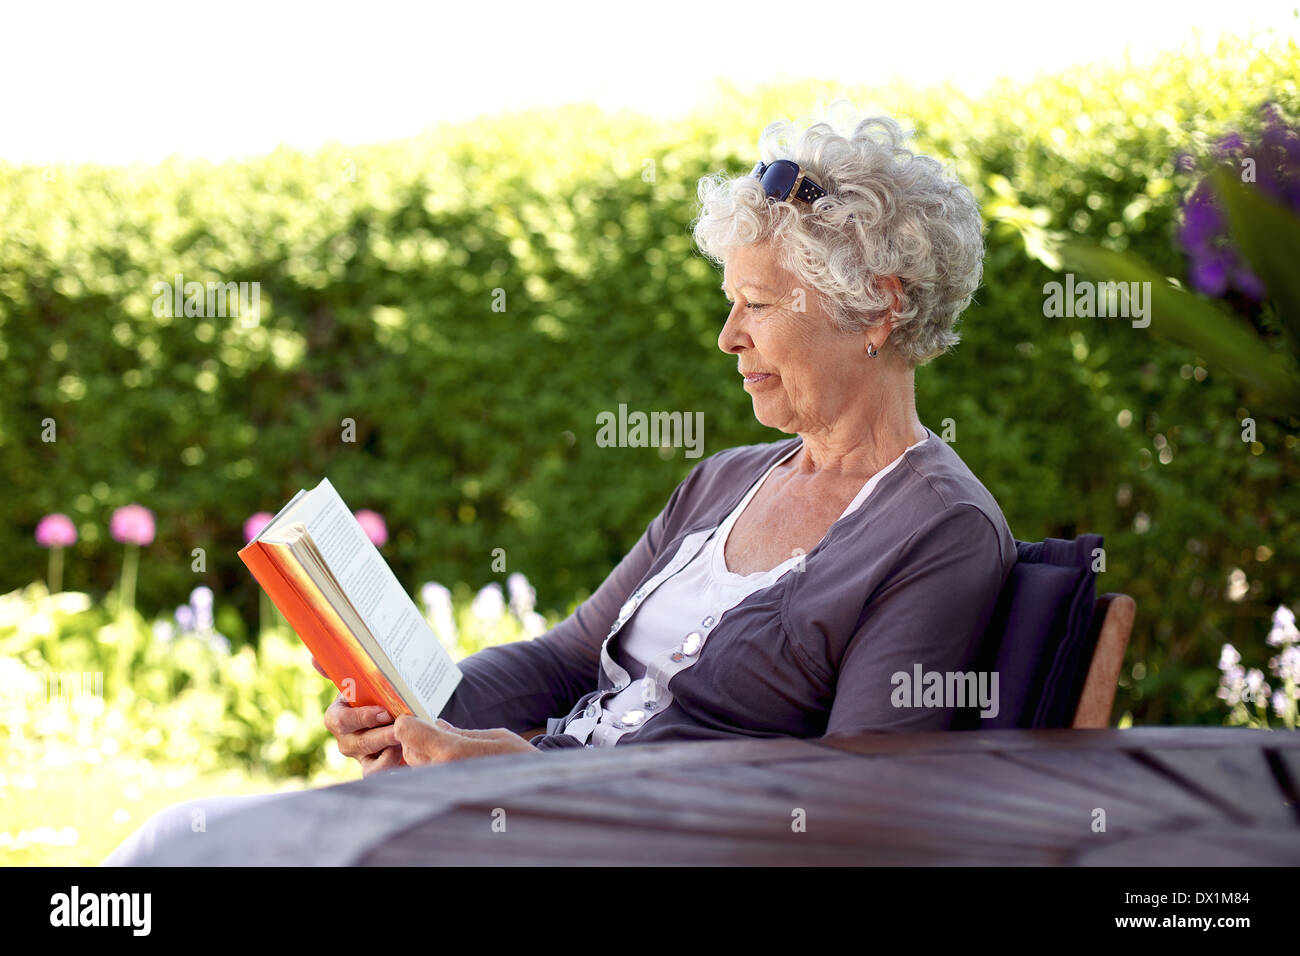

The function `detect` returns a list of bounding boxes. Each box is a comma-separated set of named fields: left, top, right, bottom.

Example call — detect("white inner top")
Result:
left=590, top=432, right=928, bottom=739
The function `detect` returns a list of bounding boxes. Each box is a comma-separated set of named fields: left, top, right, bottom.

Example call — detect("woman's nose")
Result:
left=718, top=305, right=747, bottom=354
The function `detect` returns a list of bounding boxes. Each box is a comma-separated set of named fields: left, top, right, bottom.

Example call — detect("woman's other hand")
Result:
left=321, top=685, right=403, bottom=777
left=394, top=716, right=540, bottom=766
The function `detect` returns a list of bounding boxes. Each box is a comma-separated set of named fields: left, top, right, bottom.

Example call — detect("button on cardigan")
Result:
left=438, top=426, right=1018, bottom=748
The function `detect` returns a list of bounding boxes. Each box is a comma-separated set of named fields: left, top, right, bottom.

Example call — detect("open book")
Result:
left=238, top=478, right=462, bottom=722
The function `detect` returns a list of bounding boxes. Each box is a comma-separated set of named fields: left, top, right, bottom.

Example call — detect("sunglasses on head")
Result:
left=750, top=159, right=828, bottom=204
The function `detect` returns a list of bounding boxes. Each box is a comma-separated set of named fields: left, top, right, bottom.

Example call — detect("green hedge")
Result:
left=2, top=34, right=1297, bottom=725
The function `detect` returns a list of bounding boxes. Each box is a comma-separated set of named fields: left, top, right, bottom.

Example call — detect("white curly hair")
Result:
left=692, top=108, right=984, bottom=367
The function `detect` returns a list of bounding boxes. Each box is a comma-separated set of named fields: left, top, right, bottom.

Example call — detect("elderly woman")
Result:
left=333, top=111, right=1015, bottom=768
left=103, top=111, right=1014, bottom=863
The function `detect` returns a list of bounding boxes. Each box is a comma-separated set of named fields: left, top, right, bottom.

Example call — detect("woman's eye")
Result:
left=746, top=302, right=768, bottom=311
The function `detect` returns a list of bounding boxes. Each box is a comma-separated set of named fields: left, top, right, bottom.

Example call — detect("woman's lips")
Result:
left=742, top=372, right=774, bottom=386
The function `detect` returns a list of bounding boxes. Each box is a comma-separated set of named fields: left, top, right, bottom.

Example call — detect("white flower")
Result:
left=1267, top=604, right=1298, bottom=647
left=1218, top=644, right=1240, bottom=671
left=419, top=582, right=458, bottom=647
left=153, top=619, right=176, bottom=644
left=1274, top=646, right=1300, bottom=683
left=470, top=583, right=505, bottom=623
left=190, top=586, right=215, bottom=630
left=1244, top=669, right=1270, bottom=703
left=507, top=572, right=536, bottom=618
left=1217, top=679, right=1242, bottom=706
left=521, top=611, right=547, bottom=638
left=1272, top=690, right=1291, bottom=718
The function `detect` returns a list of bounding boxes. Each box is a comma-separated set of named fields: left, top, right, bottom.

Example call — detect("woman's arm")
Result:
left=824, top=503, right=1013, bottom=735
left=437, top=471, right=697, bottom=735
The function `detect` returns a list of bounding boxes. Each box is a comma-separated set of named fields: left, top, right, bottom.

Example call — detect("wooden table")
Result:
left=138, top=728, right=1300, bottom=865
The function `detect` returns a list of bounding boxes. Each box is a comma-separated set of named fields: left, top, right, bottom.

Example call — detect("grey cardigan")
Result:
left=440, top=426, right=1017, bottom=748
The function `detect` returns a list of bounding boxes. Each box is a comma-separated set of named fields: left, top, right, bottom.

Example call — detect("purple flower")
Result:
left=1177, top=186, right=1221, bottom=253
left=1177, top=107, right=1300, bottom=303
left=35, top=513, right=77, bottom=549
left=355, top=510, right=388, bottom=547
left=243, top=511, right=274, bottom=543
left=110, top=505, right=155, bottom=546
left=174, top=604, right=196, bottom=633
left=1189, top=249, right=1232, bottom=297
left=1232, top=265, right=1266, bottom=301
left=1214, top=131, right=1246, bottom=156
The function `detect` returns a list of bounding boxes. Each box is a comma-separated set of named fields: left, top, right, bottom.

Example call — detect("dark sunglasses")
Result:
left=750, top=159, right=828, bottom=204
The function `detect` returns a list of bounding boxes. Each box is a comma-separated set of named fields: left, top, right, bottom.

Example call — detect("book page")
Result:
left=289, top=478, right=462, bottom=718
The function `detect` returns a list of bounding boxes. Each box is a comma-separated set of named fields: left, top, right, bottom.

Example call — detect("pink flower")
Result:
left=355, top=509, right=388, bottom=547
left=243, top=511, right=274, bottom=543
left=110, top=504, right=155, bottom=546
left=35, top=513, right=78, bottom=548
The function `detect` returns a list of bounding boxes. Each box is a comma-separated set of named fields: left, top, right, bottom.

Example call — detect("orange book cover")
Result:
left=238, top=538, right=413, bottom=718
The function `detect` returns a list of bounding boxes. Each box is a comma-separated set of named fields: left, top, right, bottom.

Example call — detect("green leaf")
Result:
left=1056, top=238, right=1299, bottom=408
left=1209, top=167, right=1300, bottom=356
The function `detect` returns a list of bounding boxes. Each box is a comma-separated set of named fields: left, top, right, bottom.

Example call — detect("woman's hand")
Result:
left=314, top=657, right=403, bottom=776
left=394, top=716, right=540, bottom=766
left=322, top=692, right=403, bottom=776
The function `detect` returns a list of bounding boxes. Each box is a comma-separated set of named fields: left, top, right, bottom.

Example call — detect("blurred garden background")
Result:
left=3, top=13, right=1300, bottom=863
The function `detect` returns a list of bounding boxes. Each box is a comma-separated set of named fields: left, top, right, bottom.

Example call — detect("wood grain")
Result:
left=133, top=728, right=1300, bottom=866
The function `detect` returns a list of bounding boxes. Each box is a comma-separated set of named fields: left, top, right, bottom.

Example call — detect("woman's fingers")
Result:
left=441, top=725, right=516, bottom=740
left=323, top=697, right=393, bottom=736
left=360, top=746, right=404, bottom=776
left=337, top=723, right=400, bottom=760
left=394, top=716, right=538, bottom=765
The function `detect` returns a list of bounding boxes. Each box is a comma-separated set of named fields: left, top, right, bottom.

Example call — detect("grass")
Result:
left=1, top=731, right=355, bottom=867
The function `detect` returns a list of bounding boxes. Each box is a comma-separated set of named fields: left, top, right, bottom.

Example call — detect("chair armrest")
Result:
left=1072, top=593, right=1136, bottom=728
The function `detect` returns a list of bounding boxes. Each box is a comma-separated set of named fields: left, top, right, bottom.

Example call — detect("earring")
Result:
left=866, top=342, right=878, bottom=357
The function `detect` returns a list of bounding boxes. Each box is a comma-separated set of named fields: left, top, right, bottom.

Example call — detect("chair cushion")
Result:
left=958, top=534, right=1103, bottom=729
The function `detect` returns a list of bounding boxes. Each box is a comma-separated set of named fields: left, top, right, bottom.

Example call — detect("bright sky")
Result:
left=2, top=0, right=1296, bottom=165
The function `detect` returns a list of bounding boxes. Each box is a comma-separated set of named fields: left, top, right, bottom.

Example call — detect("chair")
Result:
left=959, top=534, right=1137, bottom=730
left=1072, top=592, right=1136, bottom=728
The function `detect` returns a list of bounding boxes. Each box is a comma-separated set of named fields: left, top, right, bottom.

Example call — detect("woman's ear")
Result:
left=866, top=275, right=904, bottom=347
left=875, top=274, right=904, bottom=315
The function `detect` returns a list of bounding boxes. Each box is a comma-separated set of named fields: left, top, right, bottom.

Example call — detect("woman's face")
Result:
left=719, top=241, right=871, bottom=436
